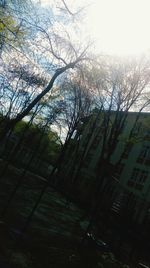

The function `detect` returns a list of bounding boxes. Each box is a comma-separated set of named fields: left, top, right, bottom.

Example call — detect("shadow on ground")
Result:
left=0, top=164, right=129, bottom=268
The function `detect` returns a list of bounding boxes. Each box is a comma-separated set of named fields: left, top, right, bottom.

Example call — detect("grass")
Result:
left=0, top=163, right=86, bottom=267
left=0, top=162, right=129, bottom=268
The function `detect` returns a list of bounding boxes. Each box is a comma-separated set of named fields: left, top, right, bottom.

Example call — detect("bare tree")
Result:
left=1, top=101, right=62, bottom=217
left=59, top=56, right=150, bottom=237
left=52, top=71, right=94, bottom=185
left=15, top=69, right=94, bottom=232
left=0, top=0, right=91, bottom=139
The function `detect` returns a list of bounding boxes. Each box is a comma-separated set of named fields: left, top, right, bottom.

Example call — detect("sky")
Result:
left=40, top=0, right=150, bottom=56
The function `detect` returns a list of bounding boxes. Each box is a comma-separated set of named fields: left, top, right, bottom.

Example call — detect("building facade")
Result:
left=65, top=111, right=150, bottom=225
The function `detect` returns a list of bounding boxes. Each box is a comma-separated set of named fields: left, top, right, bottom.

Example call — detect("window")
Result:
left=127, top=168, right=148, bottom=191
left=115, top=163, right=124, bottom=177
left=84, top=152, right=93, bottom=167
left=139, top=170, right=148, bottom=183
left=144, top=129, right=150, bottom=140
left=127, top=180, right=135, bottom=187
left=122, top=142, right=133, bottom=159
left=131, top=122, right=142, bottom=136
left=137, top=145, right=150, bottom=165
left=135, top=184, right=143, bottom=190
left=92, top=134, right=102, bottom=149
left=130, top=168, right=140, bottom=181
left=82, top=132, right=92, bottom=146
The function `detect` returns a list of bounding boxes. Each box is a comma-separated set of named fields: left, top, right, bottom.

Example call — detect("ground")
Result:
left=0, top=162, right=129, bottom=268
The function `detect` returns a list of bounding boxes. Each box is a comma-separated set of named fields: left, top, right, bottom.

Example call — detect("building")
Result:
left=64, top=111, right=150, bottom=226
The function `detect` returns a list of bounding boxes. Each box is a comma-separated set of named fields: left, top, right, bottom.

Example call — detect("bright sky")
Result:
left=41, top=0, right=150, bottom=56
left=85, top=0, right=150, bottom=56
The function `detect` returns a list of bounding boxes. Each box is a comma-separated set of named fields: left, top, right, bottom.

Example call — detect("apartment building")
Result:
left=69, top=111, right=150, bottom=225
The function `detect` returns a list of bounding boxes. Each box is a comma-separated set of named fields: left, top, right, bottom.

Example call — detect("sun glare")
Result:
left=85, top=0, right=150, bottom=56
left=40, top=0, right=150, bottom=56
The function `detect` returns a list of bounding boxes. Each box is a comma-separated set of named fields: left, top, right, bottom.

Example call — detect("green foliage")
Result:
left=11, top=252, right=33, bottom=268
left=0, top=7, right=26, bottom=49
left=14, top=120, right=61, bottom=163
left=98, top=253, right=129, bottom=268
